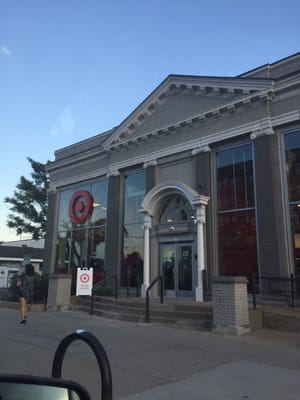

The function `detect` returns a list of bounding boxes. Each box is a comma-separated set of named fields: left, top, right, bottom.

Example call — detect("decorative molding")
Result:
left=271, top=110, right=300, bottom=126
left=140, top=180, right=210, bottom=217
left=109, top=111, right=299, bottom=171
left=103, top=75, right=274, bottom=151
left=242, top=98, right=252, bottom=107
left=226, top=104, right=236, bottom=113
left=144, top=214, right=152, bottom=229
left=49, top=108, right=300, bottom=191
left=250, top=118, right=275, bottom=140
left=250, top=129, right=274, bottom=140
left=143, top=159, right=157, bottom=168
left=195, top=206, right=206, bottom=224
left=97, top=115, right=289, bottom=175
left=48, top=184, right=58, bottom=193
left=104, top=88, right=275, bottom=152
left=212, top=110, right=221, bottom=118
left=46, top=148, right=108, bottom=173
left=106, top=167, right=120, bottom=177
left=48, top=167, right=108, bottom=190
left=192, top=145, right=211, bottom=155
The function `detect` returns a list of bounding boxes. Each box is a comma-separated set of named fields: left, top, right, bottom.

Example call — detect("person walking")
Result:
left=17, top=263, right=35, bottom=325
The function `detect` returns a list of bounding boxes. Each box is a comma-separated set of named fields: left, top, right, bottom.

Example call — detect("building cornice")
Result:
left=271, top=110, right=300, bottom=126
left=46, top=148, right=108, bottom=173
left=105, top=111, right=300, bottom=173
left=49, top=110, right=300, bottom=191
left=48, top=167, right=108, bottom=191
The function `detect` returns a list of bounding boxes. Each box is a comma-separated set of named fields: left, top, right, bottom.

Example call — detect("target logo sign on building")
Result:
left=76, top=268, right=93, bottom=296
left=69, top=190, right=94, bottom=225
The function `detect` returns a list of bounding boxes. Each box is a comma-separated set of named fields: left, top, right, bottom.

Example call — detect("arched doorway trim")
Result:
left=140, top=181, right=210, bottom=302
left=140, top=180, right=209, bottom=216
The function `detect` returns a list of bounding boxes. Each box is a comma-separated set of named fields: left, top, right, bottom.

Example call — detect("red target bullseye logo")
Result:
left=80, top=273, right=90, bottom=283
left=69, top=190, right=93, bottom=224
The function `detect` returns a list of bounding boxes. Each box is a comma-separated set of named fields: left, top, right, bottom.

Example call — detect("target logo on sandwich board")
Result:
left=80, top=273, right=90, bottom=283
left=76, top=268, right=93, bottom=296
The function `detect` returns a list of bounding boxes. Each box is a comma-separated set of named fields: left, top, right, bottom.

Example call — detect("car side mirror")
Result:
left=0, top=374, right=91, bottom=400
left=0, top=329, right=112, bottom=400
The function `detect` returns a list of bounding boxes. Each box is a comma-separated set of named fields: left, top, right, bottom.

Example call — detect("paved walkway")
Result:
left=1, top=307, right=300, bottom=399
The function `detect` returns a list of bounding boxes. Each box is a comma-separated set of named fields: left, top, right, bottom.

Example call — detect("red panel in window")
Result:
left=219, top=210, right=258, bottom=276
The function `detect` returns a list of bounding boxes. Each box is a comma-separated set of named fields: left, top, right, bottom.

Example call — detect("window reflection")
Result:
left=55, top=179, right=107, bottom=290
left=57, top=189, right=74, bottom=231
left=217, top=145, right=254, bottom=211
left=217, top=144, right=258, bottom=276
left=90, top=181, right=108, bottom=226
left=122, top=170, right=145, bottom=287
left=88, top=227, right=106, bottom=283
left=284, top=131, right=300, bottom=286
left=55, top=231, right=71, bottom=273
left=285, top=132, right=300, bottom=202
left=123, top=171, right=145, bottom=224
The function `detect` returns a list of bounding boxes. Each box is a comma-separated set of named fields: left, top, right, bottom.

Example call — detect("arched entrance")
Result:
left=158, top=195, right=195, bottom=297
left=139, top=181, right=209, bottom=302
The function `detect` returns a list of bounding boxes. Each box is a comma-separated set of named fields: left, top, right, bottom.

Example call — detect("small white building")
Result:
left=0, top=239, right=44, bottom=285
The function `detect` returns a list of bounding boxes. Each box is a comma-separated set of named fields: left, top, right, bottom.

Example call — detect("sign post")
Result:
left=76, top=268, right=93, bottom=296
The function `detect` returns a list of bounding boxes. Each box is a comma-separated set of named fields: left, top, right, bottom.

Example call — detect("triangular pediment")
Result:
left=103, top=75, right=273, bottom=151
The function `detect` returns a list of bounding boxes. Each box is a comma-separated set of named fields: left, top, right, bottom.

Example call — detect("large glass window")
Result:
left=284, top=130, right=300, bottom=282
left=55, top=179, right=108, bottom=290
left=216, top=144, right=258, bottom=276
left=122, top=170, right=145, bottom=287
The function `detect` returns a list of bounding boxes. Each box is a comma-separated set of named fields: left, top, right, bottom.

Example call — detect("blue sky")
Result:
left=1, top=0, right=300, bottom=242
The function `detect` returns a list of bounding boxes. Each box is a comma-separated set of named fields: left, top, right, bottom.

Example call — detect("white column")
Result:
left=141, top=214, right=151, bottom=297
left=195, top=205, right=206, bottom=302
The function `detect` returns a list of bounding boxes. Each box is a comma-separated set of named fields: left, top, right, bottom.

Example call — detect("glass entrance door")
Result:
left=160, top=242, right=193, bottom=297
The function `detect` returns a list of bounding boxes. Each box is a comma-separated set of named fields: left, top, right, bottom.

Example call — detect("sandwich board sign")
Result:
left=76, top=268, right=93, bottom=296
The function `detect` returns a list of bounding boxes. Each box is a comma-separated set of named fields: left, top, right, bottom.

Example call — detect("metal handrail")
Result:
left=249, top=272, right=298, bottom=309
left=90, top=274, right=118, bottom=315
left=145, top=275, right=164, bottom=323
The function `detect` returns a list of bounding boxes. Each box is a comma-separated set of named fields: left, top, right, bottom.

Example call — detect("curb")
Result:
left=0, top=300, right=46, bottom=312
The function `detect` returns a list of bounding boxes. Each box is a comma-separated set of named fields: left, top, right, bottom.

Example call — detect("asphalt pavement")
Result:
left=1, top=307, right=300, bottom=399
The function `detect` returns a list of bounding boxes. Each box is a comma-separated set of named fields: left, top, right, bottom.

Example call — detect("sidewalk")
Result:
left=1, top=307, right=300, bottom=399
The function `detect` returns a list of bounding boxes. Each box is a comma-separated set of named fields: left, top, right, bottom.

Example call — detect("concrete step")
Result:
left=73, top=296, right=213, bottom=331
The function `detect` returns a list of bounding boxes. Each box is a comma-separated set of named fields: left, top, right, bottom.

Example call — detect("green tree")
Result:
left=5, top=157, right=50, bottom=239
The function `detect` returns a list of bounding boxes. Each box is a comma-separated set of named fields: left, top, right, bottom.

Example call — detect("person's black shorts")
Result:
left=18, top=288, right=27, bottom=298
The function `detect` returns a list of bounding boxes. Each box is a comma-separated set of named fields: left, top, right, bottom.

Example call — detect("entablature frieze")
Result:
left=48, top=110, right=299, bottom=192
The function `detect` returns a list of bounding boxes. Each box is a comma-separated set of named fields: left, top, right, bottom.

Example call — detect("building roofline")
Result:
left=238, top=52, right=300, bottom=77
